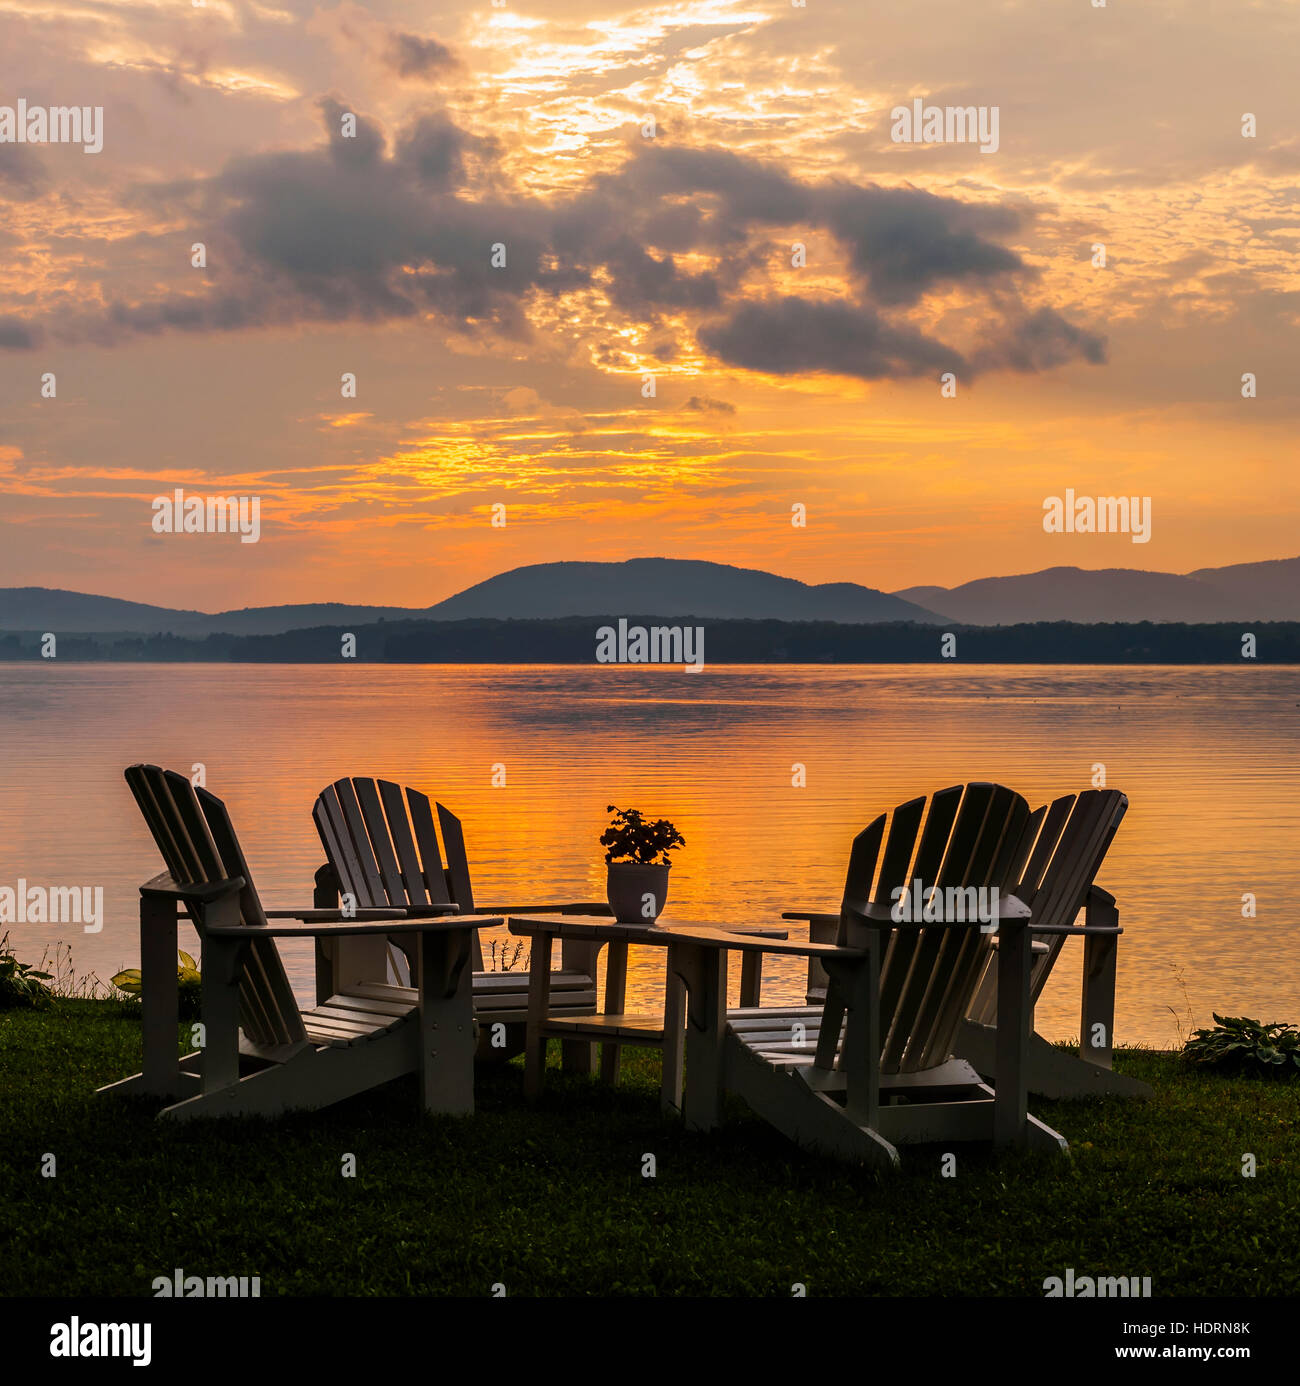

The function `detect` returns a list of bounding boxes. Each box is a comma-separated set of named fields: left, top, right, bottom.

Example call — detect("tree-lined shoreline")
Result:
left=2, top=617, right=1297, bottom=663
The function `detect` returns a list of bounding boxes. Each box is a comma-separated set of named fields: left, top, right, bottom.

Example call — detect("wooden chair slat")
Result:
left=1003, top=802, right=1046, bottom=889
left=873, top=795, right=927, bottom=904
left=437, top=803, right=476, bottom=912
left=1020, top=794, right=1076, bottom=895
left=406, top=789, right=452, bottom=906
left=333, top=778, right=387, bottom=909
left=354, top=778, right=406, bottom=906
left=125, top=765, right=188, bottom=883
left=378, top=779, right=428, bottom=906
left=164, top=769, right=228, bottom=885
left=314, top=788, right=361, bottom=902
left=143, top=765, right=207, bottom=885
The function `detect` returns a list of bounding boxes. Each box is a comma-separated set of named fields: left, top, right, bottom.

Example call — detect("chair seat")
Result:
left=318, top=975, right=593, bottom=1031
left=301, top=990, right=416, bottom=1047
left=532, top=1012, right=666, bottom=1043
left=472, top=969, right=596, bottom=1012
left=727, top=1006, right=980, bottom=1095
left=728, top=1005, right=843, bottom=1061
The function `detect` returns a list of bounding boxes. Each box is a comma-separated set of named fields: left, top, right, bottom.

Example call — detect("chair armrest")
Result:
left=265, top=907, right=411, bottom=922
left=265, top=903, right=460, bottom=919
left=471, top=901, right=613, bottom=916
left=140, top=872, right=245, bottom=903
left=206, top=915, right=503, bottom=937
left=781, top=910, right=839, bottom=925
left=725, top=938, right=865, bottom=961
left=1029, top=923, right=1123, bottom=936
left=991, top=936, right=1053, bottom=954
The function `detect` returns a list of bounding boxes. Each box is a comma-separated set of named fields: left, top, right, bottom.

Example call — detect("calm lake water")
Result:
left=1, top=663, right=1296, bottom=1047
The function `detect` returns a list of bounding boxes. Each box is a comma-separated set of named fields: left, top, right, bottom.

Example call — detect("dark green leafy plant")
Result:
left=1182, top=1013, right=1300, bottom=1078
left=111, top=951, right=203, bottom=1021
left=600, top=806, right=685, bottom=866
left=0, top=933, right=54, bottom=1010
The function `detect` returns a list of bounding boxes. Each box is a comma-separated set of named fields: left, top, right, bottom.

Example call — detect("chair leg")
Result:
left=1080, top=924, right=1118, bottom=1071
left=140, top=895, right=181, bottom=1096
left=660, top=973, right=686, bottom=1115
left=739, top=952, right=763, bottom=1008
left=523, top=935, right=554, bottom=1100
left=417, top=927, right=475, bottom=1115
left=200, top=937, right=244, bottom=1097
left=599, top=941, right=629, bottom=1085
left=993, top=920, right=1032, bottom=1146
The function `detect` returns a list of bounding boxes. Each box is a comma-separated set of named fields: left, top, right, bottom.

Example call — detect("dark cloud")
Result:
left=386, top=32, right=458, bottom=81
left=396, top=113, right=497, bottom=189
left=1, top=104, right=1103, bottom=379
left=818, top=183, right=1024, bottom=305
left=623, top=145, right=814, bottom=229
left=600, top=145, right=1026, bottom=305
left=600, top=238, right=720, bottom=312
left=699, top=296, right=965, bottom=380
left=0, top=144, right=49, bottom=201
left=972, top=306, right=1107, bottom=372
left=318, top=96, right=388, bottom=169
left=685, top=395, right=736, bottom=414
left=0, top=315, right=41, bottom=348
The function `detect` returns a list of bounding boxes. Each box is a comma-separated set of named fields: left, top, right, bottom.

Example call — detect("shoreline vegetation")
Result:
left=3, top=998, right=1298, bottom=1296
left=3, top=617, right=1300, bottom=663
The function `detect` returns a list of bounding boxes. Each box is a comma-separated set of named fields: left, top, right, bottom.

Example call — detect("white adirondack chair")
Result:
left=98, top=765, right=494, bottom=1120
left=723, top=784, right=1069, bottom=1168
left=311, top=778, right=610, bottom=1057
left=786, top=788, right=1151, bottom=1099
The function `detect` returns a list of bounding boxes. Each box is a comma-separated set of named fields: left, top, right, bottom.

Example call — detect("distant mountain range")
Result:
left=0, top=559, right=941, bottom=634
left=2, top=554, right=1297, bottom=634
left=896, top=556, right=1300, bottom=624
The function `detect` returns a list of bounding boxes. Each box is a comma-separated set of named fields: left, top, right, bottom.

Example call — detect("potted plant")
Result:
left=600, top=806, right=685, bottom=924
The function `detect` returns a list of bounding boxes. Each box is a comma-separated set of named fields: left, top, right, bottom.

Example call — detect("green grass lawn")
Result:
left=2, top=999, right=1296, bottom=1297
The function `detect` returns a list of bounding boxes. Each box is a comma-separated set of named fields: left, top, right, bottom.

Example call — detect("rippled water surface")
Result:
left=1, top=663, right=1296, bottom=1046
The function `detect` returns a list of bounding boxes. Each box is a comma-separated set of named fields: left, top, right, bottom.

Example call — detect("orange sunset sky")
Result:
left=1, top=0, right=1297, bottom=610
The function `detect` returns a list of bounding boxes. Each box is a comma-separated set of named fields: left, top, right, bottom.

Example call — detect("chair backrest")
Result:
left=832, top=783, right=1031, bottom=1074
left=312, top=778, right=482, bottom=969
left=124, top=764, right=306, bottom=1048
left=966, top=787, right=1127, bottom=1022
